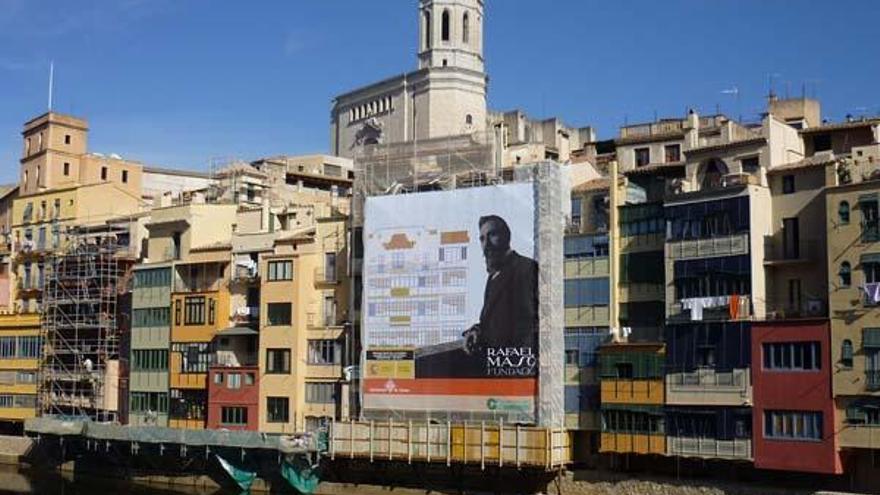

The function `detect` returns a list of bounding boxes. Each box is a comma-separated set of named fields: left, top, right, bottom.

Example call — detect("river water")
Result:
left=0, top=464, right=226, bottom=495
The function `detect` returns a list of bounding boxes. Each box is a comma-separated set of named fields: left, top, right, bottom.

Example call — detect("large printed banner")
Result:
left=362, top=183, right=538, bottom=421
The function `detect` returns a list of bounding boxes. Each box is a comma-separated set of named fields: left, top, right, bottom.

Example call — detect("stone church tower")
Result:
left=330, top=0, right=488, bottom=158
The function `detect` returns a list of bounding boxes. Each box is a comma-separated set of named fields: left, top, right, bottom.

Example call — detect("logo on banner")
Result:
left=486, top=346, right=537, bottom=376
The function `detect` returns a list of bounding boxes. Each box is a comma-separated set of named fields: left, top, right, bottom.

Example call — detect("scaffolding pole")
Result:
left=38, top=225, right=127, bottom=422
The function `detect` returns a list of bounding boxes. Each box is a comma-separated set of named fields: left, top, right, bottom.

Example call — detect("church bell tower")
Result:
left=418, top=0, right=484, bottom=74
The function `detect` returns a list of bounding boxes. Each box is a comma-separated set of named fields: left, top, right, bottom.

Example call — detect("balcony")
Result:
left=307, top=311, right=344, bottom=329
left=763, top=238, right=822, bottom=266
left=600, top=432, right=665, bottom=455
left=173, top=278, right=223, bottom=293
left=667, top=295, right=751, bottom=322
left=565, top=306, right=610, bottom=327
left=667, top=233, right=749, bottom=261
left=600, top=379, right=664, bottom=406
left=314, top=267, right=338, bottom=285
left=665, top=368, right=752, bottom=407
left=231, top=305, right=259, bottom=324
left=763, top=298, right=827, bottom=320
left=839, top=424, right=880, bottom=450
left=214, top=353, right=258, bottom=368
left=667, top=436, right=751, bottom=460
left=564, top=257, right=609, bottom=278
left=232, top=265, right=259, bottom=283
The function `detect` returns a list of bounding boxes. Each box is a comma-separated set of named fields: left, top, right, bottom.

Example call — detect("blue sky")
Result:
left=0, top=0, right=878, bottom=183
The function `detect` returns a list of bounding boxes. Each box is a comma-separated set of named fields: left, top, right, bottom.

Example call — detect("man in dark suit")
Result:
left=415, top=215, right=538, bottom=378
left=463, top=215, right=538, bottom=354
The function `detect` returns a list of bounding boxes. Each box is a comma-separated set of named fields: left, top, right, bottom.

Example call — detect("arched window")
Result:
left=465, top=114, right=473, bottom=125
left=839, top=201, right=850, bottom=225
left=463, top=12, right=470, bottom=44
left=840, top=262, right=852, bottom=288
left=698, top=158, right=728, bottom=190
left=441, top=9, right=450, bottom=42
left=841, top=339, right=854, bottom=368
left=423, top=11, right=432, bottom=49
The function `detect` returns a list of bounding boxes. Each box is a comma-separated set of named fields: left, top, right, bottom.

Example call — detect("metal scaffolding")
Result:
left=38, top=226, right=127, bottom=422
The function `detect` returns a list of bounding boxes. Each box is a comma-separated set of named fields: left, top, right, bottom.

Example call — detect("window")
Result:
left=132, top=350, right=169, bottom=371
left=135, top=267, right=172, bottom=288
left=841, top=339, right=854, bottom=368
left=171, top=343, right=213, bottom=373
left=782, top=175, right=795, bottom=194
left=133, top=308, right=170, bottom=327
left=664, top=144, right=681, bottom=163
left=839, top=201, right=850, bottom=225
left=64, top=134, right=71, bottom=145
left=465, top=114, right=473, bottom=126
left=101, top=167, right=107, bottom=180
left=266, top=349, right=291, bottom=374
left=306, top=382, right=336, bottom=404
left=462, top=12, right=469, bottom=43
left=762, top=342, right=820, bottom=371
left=634, top=148, right=650, bottom=167
left=122, top=170, right=128, bottom=183
left=865, top=328, right=880, bottom=390
left=565, top=235, right=610, bottom=259
left=839, top=262, right=851, bottom=288
left=16, top=371, right=36, bottom=384
left=441, top=9, right=450, bottom=41
left=16, top=337, right=40, bottom=358
left=268, top=260, right=293, bottom=281
left=267, top=397, right=289, bottom=423
left=53, top=199, right=60, bottom=218
left=308, top=340, right=341, bottom=365
left=245, top=372, right=255, bottom=385
left=565, top=349, right=579, bottom=365
left=130, top=392, right=168, bottom=413
left=226, top=373, right=241, bottom=389
left=213, top=372, right=223, bottom=385
left=184, top=296, right=206, bottom=325
left=324, top=252, right=337, bottom=282
left=63, top=162, right=70, bottom=176
left=423, top=11, right=431, bottom=49
left=741, top=156, right=760, bottom=172
left=782, top=217, right=800, bottom=259
left=813, top=133, right=831, bottom=152
left=564, top=278, right=610, bottom=307
left=861, top=198, right=879, bottom=242
left=570, top=197, right=582, bottom=229
left=221, top=406, right=248, bottom=426
left=764, top=411, right=822, bottom=440
left=267, top=303, right=292, bottom=326
left=169, top=389, right=206, bottom=421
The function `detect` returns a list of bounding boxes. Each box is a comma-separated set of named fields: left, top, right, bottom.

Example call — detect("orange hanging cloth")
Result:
left=729, top=294, right=740, bottom=320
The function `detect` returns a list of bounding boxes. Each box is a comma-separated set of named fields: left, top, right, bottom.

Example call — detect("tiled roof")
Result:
left=800, top=119, right=880, bottom=134
left=686, top=137, right=766, bottom=155
left=767, top=154, right=842, bottom=175
left=623, top=162, right=685, bottom=177
left=572, top=178, right=610, bottom=192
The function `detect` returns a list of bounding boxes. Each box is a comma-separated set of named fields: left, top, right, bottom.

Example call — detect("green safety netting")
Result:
left=216, top=454, right=257, bottom=492
left=281, top=456, right=320, bottom=495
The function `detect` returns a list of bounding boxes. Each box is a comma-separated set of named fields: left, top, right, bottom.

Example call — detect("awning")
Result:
left=216, top=326, right=258, bottom=337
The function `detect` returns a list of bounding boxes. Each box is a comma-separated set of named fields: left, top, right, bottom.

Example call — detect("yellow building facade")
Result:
left=0, top=314, right=41, bottom=425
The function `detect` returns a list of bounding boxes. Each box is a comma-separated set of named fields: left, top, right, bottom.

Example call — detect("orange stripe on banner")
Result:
left=363, top=378, right=537, bottom=396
